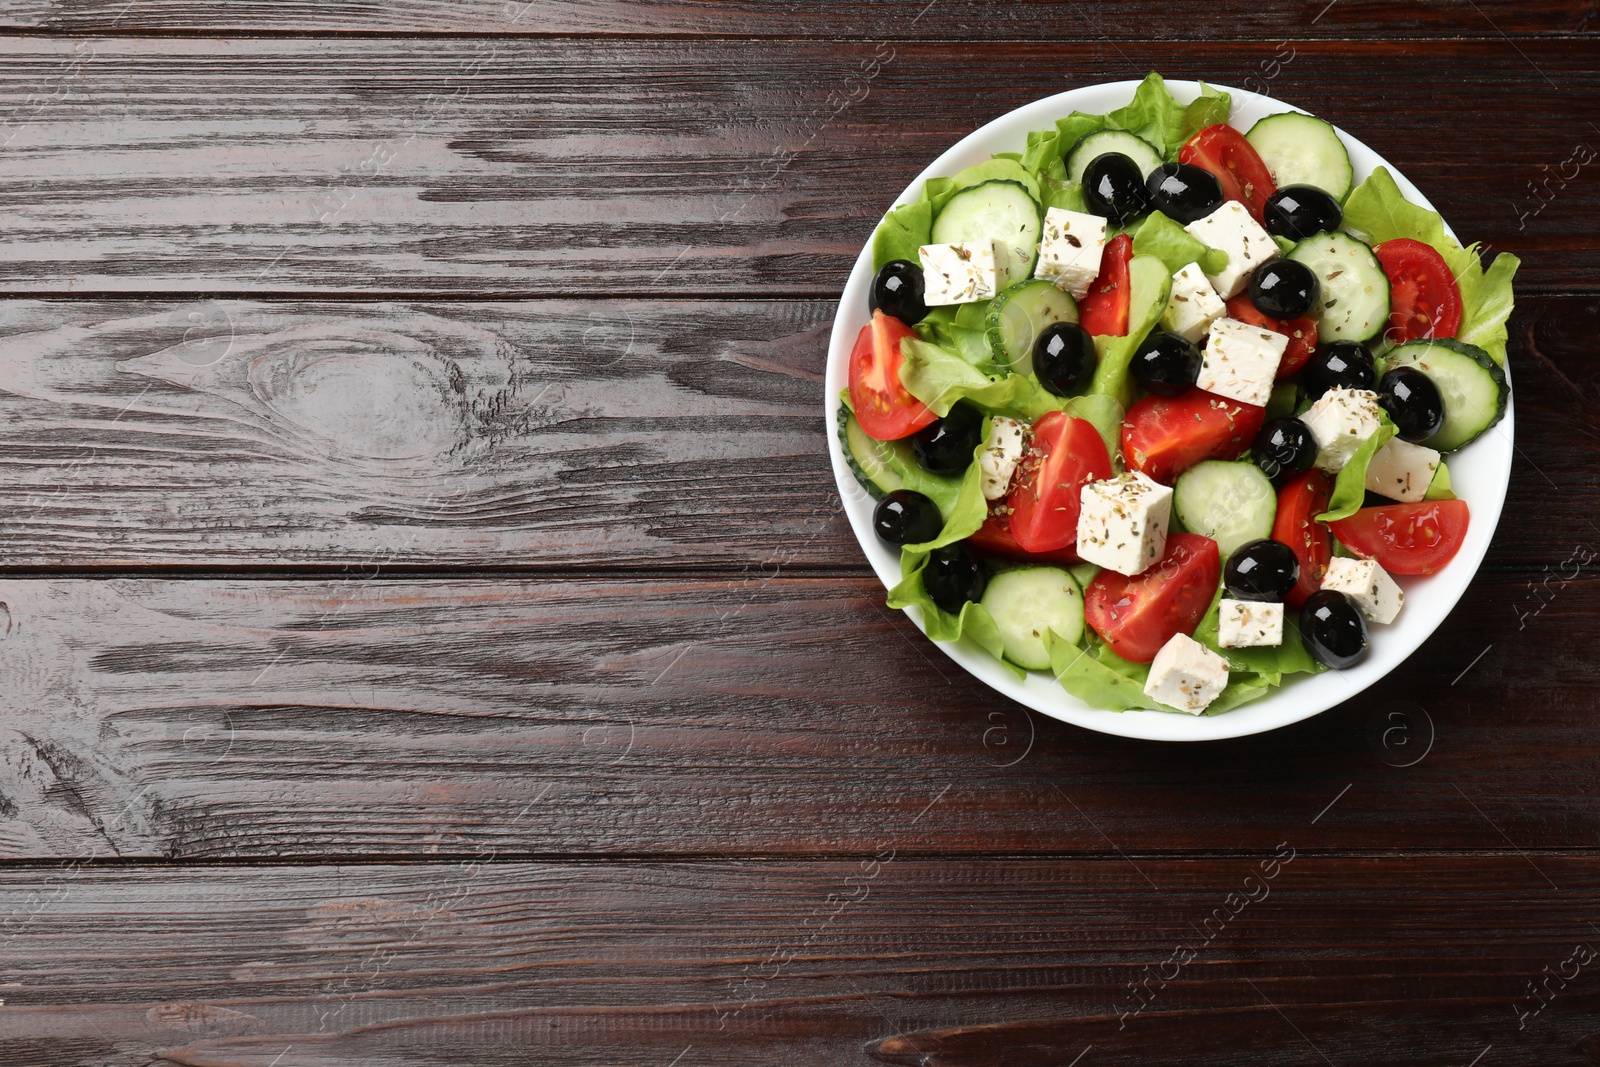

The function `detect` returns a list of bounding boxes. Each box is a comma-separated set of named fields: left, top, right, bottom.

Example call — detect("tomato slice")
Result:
left=1084, top=533, right=1222, bottom=663
left=1078, top=232, right=1133, bottom=337
left=1007, top=412, right=1113, bottom=554
left=1178, top=124, right=1277, bottom=224
left=848, top=310, right=937, bottom=440
left=1374, top=238, right=1464, bottom=345
left=1121, top=389, right=1266, bottom=486
left=1330, top=499, right=1470, bottom=575
left=969, top=510, right=1082, bottom=566
left=1224, top=295, right=1316, bottom=379
left=1272, top=470, right=1333, bottom=608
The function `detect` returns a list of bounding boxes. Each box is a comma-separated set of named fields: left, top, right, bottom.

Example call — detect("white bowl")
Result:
left=824, top=79, right=1513, bottom=741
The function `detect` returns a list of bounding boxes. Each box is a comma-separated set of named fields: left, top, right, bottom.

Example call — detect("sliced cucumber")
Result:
left=1384, top=339, right=1509, bottom=452
left=1065, top=130, right=1163, bottom=184
left=1173, top=461, right=1276, bottom=557
left=930, top=179, right=1042, bottom=290
left=985, top=279, right=1079, bottom=375
left=1245, top=112, right=1354, bottom=201
left=838, top=405, right=909, bottom=499
left=980, top=565, right=1084, bottom=671
left=1287, top=232, right=1390, bottom=344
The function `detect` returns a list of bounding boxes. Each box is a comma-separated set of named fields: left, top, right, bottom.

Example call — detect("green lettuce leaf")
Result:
left=1088, top=254, right=1174, bottom=408
left=871, top=200, right=932, bottom=271
left=1425, top=459, right=1454, bottom=501
left=1062, top=392, right=1126, bottom=469
left=1105, top=72, right=1232, bottom=158
left=1341, top=166, right=1520, bottom=364
left=1047, top=631, right=1167, bottom=711
left=1054, top=111, right=1110, bottom=157
left=1130, top=211, right=1229, bottom=275
left=900, top=338, right=1051, bottom=419
left=1204, top=673, right=1276, bottom=715
left=1318, top=414, right=1397, bottom=522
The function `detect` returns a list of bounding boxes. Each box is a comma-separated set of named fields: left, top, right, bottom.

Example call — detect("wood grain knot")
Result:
left=120, top=310, right=518, bottom=467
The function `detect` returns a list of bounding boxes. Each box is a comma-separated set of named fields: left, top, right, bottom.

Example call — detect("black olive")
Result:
left=1301, top=341, right=1376, bottom=400
left=868, top=260, right=928, bottom=325
left=1224, top=538, right=1301, bottom=602
left=1252, top=417, right=1318, bottom=485
left=872, top=489, right=943, bottom=546
left=1377, top=366, right=1446, bottom=443
left=1299, top=589, right=1369, bottom=669
left=912, top=402, right=983, bottom=475
left=1131, top=332, right=1202, bottom=397
left=1034, top=321, right=1098, bottom=397
left=1145, top=162, right=1225, bottom=224
left=1263, top=184, right=1343, bottom=241
left=1249, top=259, right=1320, bottom=319
left=922, top=543, right=986, bottom=614
left=1082, top=153, right=1153, bottom=227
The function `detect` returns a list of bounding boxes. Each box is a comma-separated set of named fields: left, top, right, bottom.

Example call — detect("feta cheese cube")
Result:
left=919, top=241, right=999, bottom=306
left=1218, top=599, right=1284, bottom=648
left=979, top=415, right=1028, bottom=501
left=1183, top=200, right=1275, bottom=298
left=1364, top=437, right=1441, bottom=503
left=1076, top=471, right=1173, bottom=577
left=1161, top=261, right=1227, bottom=343
left=1322, top=557, right=1404, bottom=624
left=1301, top=387, right=1384, bottom=473
left=1198, top=316, right=1288, bottom=407
left=1144, top=632, right=1231, bottom=714
left=1033, top=207, right=1107, bottom=297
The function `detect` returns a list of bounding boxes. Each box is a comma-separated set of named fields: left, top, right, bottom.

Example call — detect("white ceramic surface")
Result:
left=824, top=80, right=1513, bottom=741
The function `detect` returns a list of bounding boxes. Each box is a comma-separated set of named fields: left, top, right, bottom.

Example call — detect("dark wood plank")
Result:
left=0, top=0, right=1591, bottom=37
left=0, top=557, right=1593, bottom=861
left=0, top=294, right=1586, bottom=569
left=0, top=39, right=1591, bottom=294
left=1, top=856, right=1598, bottom=1066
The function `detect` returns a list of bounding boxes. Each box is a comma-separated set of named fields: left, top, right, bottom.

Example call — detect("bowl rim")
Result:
left=823, top=78, right=1514, bottom=742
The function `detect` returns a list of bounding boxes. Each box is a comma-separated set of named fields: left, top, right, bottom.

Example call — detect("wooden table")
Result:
left=0, top=4, right=1595, bottom=1064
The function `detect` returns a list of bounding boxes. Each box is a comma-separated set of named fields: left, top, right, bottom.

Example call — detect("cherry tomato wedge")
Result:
left=1374, top=238, right=1464, bottom=345
left=1272, top=470, right=1333, bottom=609
left=1007, top=412, right=1113, bottom=554
left=968, top=510, right=1082, bottom=566
left=1178, top=124, right=1277, bottom=224
left=1079, top=232, right=1134, bottom=337
left=1224, top=295, right=1317, bottom=379
left=1330, top=499, right=1470, bottom=575
left=1121, top=389, right=1266, bottom=486
left=1084, top=533, right=1222, bottom=663
left=848, top=310, right=937, bottom=441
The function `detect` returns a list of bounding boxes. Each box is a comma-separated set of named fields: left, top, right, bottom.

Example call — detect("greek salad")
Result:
left=840, top=73, right=1517, bottom=715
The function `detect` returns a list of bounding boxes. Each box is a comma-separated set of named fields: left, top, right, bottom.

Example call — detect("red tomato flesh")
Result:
left=1374, top=238, right=1464, bottom=345
left=1178, top=124, right=1277, bottom=224
left=1006, top=413, right=1113, bottom=554
left=1330, top=499, right=1470, bottom=575
left=1224, top=295, right=1317, bottom=379
left=1272, top=470, right=1334, bottom=608
left=1121, top=389, right=1266, bottom=486
left=968, top=511, right=1082, bottom=566
left=1079, top=232, right=1133, bottom=337
left=1084, top=533, right=1222, bottom=663
left=848, top=310, right=936, bottom=440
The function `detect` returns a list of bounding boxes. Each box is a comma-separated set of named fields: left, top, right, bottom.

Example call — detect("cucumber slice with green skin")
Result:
left=979, top=565, right=1084, bottom=671
left=1245, top=112, right=1354, bottom=201
left=1173, top=460, right=1277, bottom=557
left=838, top=405, right=909, bottom=499
left=1287, top=232, right=1390, bottom=344
left=985, top=278, right=1079, bottom=375
left=1065, top=130, right=1163, bottom=184
left=1384, top=338, right=1509, bottom=452
left=930, top=179, right=1042, bottom=290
